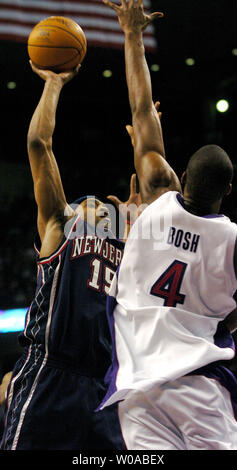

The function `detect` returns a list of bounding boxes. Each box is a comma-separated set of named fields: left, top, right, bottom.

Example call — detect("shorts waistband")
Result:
left=22, top=346, right=106, bottom=378
left=46, top=355, right=96, bottom=377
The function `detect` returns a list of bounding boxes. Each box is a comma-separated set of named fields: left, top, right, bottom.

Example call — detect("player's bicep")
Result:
left=132, top=106, right=181, bottom=203
left=137, top=151, right=181, bottom=204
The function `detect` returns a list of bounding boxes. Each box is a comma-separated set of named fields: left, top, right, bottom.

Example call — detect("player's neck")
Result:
left=182, top=193, right=221, bottom=217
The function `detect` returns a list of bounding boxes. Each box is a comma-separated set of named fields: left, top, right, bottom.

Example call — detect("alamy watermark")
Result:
left=63, top=198, right=173, bottom=251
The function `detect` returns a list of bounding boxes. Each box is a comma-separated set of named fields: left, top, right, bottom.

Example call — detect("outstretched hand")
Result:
left=102, top=0, right=164, bottom=33
left=108, top=173, right=143, bottom=224
left=29, top=60, right=81, bottom=85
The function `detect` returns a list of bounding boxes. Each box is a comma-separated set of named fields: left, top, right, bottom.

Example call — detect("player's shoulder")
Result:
left=145, top=190, right=180, bottom=209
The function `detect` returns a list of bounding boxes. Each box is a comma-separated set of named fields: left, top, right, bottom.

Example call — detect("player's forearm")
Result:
left=28, top=76, right=63, bottom=146
left=124, top=31, right=152, bottom=115
left=124, top=31, right=165, bottom=160
left=27, top=75, right=67, bottom=216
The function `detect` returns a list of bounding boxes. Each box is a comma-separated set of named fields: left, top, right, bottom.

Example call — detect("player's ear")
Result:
left=226, top=183, right=232, bottom=196
left=181, top=171, right=186, bottom=185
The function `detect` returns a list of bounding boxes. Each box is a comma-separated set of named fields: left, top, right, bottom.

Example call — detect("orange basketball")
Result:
left=27, top=16, right=87, bottom=72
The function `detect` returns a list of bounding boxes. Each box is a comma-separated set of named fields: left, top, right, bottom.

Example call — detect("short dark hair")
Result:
left=185, top=145, right=233, bottom=204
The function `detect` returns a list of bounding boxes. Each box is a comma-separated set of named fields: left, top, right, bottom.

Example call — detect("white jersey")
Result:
left=100, top=191, right=237, bottom=409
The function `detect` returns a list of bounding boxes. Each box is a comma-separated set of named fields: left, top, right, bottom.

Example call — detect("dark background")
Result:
left=0, top=0, right=237, bottom=377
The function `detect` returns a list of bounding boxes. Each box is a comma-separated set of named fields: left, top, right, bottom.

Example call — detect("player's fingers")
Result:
left=126, top=125, right=133, bottom=137
left=149, top=11, right=164, bottom=21
left=102, top=0, right=120, bottom=12
left=64, top=68, right=78, bottom=79
left=142, top=12, right=163, bottom=32
left=74, top=64, right=81, bottom=74
left=126, top=125, right=135, bottom=146
left=130, top=174, right=137, bottom=195
left=29, top=60, right=38, bottom=73
left=59, top=70, right=75, bottom=82
left=154, top=102, right=162, bottom=120
left=107, top=195, right=122, bottom=208
left=154, top=101, right=160, bottom=111
left=29, top=60, right=51, bottom=79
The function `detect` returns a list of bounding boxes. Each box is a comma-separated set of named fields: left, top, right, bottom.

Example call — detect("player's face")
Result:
left=79, top=198, right=111, bottom=230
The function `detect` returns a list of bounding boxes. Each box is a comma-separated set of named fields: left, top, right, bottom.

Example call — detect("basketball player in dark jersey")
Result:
left=0, top=62, right=139, bottom=450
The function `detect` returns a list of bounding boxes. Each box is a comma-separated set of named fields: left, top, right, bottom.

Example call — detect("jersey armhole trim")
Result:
left=37, top=215, right=81, bottom=265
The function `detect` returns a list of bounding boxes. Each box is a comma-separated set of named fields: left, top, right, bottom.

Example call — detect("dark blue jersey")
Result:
left=18, top=215, right=124, bottom=377
left=1, top=214, right=126, bottom=450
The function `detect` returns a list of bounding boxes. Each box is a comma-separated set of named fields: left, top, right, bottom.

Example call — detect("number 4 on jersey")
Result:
left=150, top=260, right=187, bottom=307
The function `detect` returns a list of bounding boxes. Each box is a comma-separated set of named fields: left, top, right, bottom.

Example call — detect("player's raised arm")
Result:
left=27, top=63, right=79, bottom=244
left=103, top=0, right=181, bottom=204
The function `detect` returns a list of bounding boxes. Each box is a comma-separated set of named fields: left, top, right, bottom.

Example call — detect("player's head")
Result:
left=73, top=196, right=111, bottom=231
left=181, top=145, right=233, bottom=206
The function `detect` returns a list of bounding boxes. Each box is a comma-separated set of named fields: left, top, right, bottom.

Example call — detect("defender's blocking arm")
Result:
left=103, top=0, right=181, bottom=204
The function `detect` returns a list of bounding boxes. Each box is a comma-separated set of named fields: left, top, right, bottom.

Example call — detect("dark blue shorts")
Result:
left=1, top=347, right=126, bottom=450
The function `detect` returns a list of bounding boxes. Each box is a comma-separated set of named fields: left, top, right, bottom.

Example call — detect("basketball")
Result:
left=27, top=16, right=87, bottom=72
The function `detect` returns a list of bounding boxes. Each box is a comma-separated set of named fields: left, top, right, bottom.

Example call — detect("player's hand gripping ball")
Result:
left=28, top=16, right=87, bottom=72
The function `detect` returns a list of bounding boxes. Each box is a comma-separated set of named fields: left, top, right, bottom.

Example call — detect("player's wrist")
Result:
left=45, top=74, right=64, bottom=91
left=124, top=30, right=143, bottom=40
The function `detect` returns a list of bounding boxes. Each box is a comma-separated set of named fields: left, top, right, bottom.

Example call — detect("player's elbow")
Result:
left=132, top=102, right=153, bottom=117
left=27, top=134, right=51, bottom=155
left=28, top=135, right=44, bottom=149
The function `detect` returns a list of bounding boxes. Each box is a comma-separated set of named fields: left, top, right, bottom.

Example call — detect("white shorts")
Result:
left=118, top=375, right=237, bottom=450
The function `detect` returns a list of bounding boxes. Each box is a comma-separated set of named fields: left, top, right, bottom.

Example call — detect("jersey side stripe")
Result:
left=11, top=257, right=61, bottom=449
left=4, top=345, right=32, bottom=428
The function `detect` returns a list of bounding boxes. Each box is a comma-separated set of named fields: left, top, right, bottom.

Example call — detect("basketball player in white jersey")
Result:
left=101, top=0, right=237, bottom=450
